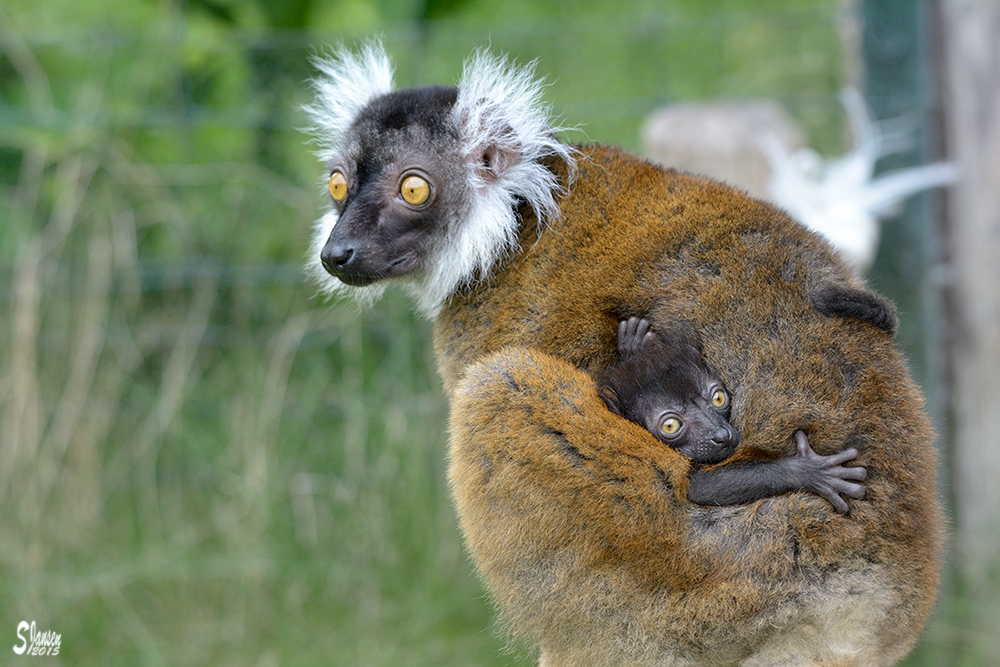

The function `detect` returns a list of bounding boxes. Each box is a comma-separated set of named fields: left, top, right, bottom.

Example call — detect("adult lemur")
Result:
left=305, top=42, right=943, bottom=666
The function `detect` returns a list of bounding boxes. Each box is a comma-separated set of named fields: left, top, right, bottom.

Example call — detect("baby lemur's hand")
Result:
left=786, top=430, right=868, bottom=514
left=617, top=317, right=656, bottom=356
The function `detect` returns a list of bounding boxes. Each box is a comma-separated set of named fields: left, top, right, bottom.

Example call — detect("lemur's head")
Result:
left=304, top=42, right=576, bottom=317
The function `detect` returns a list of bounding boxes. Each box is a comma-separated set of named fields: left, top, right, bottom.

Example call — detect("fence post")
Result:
left=937, top=0, right=1000, bottom=585
left=861, top=0, right=944, bottom=418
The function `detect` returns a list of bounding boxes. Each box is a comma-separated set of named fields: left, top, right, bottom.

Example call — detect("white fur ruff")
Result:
left=304, top=42, right=576, bottom=318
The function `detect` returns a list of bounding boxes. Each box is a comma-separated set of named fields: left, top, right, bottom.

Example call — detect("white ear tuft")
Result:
left=304, top=40, right=395, bottom=163
left=454, top=49, right=577, bottom=226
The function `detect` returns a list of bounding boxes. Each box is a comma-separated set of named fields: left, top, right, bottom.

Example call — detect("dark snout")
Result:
left=319, top=219, right=383, bottom=286
left=320, top=235, right=374, bottom=286
left=319, top=222, right=423, bottom=286
left=712, top=424, right=739, bottom=450
left=694, top=424, right=739, bottom=465
left=320, top=237, right=358, bottom=275
left=318, top=191, right=431, bottom=285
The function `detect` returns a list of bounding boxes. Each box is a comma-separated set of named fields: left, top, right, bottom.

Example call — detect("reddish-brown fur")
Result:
left=440, top=145, right=943, bottom=666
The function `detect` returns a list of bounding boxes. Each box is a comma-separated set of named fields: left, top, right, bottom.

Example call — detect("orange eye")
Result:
left=329, top=171, right=348, bottom=202
left=711, top=389, right=728, bottom=408
left=400, top=174, right=430, bottom=206
left=660, top=417, right=682, bottom=436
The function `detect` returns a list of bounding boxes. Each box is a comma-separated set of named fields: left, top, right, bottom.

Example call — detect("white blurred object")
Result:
left=764, top=89, right=959, bottom=272
left=642, top=101, right=805, bottom=200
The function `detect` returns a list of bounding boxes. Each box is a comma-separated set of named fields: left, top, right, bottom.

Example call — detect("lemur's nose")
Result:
left=712, top=427, right=733, bottom=445
left=321, top=240, right=357, bottom=274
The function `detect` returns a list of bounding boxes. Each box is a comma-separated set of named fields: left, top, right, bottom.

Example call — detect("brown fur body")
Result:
left=439, top=145, right=943, bottom=666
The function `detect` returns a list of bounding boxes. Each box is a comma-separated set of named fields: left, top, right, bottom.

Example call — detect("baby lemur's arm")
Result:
left=687, top=430, right=867, bottom=514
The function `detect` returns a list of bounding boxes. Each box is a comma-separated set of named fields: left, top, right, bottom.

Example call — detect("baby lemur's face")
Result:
left=598, top=320, right=740, bottom=464
left=636, top=375, right=738, bottom=464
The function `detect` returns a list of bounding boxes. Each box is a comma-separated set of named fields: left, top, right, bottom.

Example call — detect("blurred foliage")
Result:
left=2, top=0, right=995, bottom=665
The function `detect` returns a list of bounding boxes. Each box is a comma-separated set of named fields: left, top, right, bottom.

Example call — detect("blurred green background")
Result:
left=1, top=0, right=994, bottom=664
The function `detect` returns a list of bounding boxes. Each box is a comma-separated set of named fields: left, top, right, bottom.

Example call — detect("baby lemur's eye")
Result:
left=711, top=388, right=728, bottom=409
left=400, top=174, right=431, bottom=206
left=329, top=171, right=348, bottom=202
left=660, top=417, right=682, bottom=436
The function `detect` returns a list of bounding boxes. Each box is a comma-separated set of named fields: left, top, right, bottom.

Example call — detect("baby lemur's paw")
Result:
left=791, top=430, right=868, bottom=514
left=617, top=317, right=656, bottom=356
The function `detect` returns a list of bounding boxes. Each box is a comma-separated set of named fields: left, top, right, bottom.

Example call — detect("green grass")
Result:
left=1, top=1, right=997, bottom=664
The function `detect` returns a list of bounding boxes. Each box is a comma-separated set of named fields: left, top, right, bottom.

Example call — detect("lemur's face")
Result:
left=319, top=87, right=465, bottom=287
left=643, top=380, right=738, bottom=465
left=306, top=45, right=574, bottom=316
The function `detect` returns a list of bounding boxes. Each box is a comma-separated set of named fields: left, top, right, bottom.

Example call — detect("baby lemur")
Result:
left=598, top=317, right=867, bottom=514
